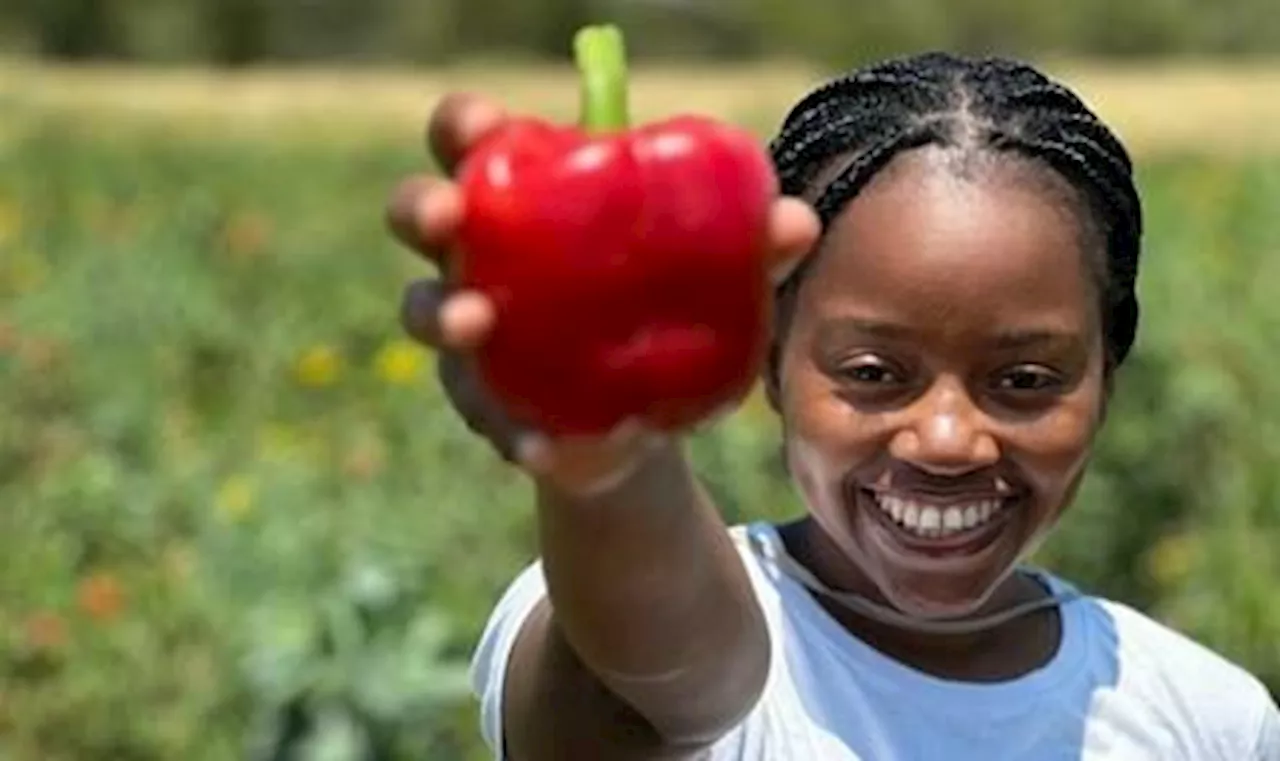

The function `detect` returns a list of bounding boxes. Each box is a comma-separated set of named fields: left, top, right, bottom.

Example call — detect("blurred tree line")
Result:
left=1, top=0, right=1278, bottom=68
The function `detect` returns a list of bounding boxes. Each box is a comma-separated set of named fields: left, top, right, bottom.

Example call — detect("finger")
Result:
left=437, top=351, right=531, bottom=463
left=427, top=93, right=509, bottom=176
left=386, top=175, right=464, bottom=264
left=400, top=281, right=495, bottom=351
left=764, top=196, right=822, bottom=285
left=400, top=279, right=448, bottom=348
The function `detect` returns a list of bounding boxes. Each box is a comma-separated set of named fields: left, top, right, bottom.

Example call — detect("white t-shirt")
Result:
left=470, top=521, right=1280, bottom=760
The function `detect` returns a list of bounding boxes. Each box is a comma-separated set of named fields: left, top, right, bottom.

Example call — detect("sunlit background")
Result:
left=1, top=1, right=1278, bottom=759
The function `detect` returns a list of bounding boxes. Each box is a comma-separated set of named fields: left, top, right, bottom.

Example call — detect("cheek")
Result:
left=780, top=358, right=863, bottom=458
left=1016, top=386, right=1105, bottom=510
left=781, top=365, right=847, bottom=494
left=779, top=360, right=883, bottom=531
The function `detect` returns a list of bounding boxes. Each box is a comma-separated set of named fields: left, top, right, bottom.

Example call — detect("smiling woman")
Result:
left=388, top=51, right=1280, bottom=761
left=773, top=147, right=1109, bottom=628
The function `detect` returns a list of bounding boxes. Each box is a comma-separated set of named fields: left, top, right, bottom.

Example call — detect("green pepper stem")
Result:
left=574, top=24, right=630, bottom=132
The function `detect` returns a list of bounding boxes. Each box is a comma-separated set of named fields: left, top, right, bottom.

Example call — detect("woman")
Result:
left=387, top=52, right=1280, bottom=760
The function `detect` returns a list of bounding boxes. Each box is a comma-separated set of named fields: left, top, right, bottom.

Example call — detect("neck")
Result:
left=778, top=518, right=1060, bottom=681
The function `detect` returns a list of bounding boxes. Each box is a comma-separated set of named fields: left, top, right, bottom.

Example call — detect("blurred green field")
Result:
left=5, top=59, right=1280, bottom=155
left=1, top=66, right=1279, bottom=760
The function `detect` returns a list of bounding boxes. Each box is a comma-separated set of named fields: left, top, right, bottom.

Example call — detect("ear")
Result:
left=1097, top=366, right=1116, bottom=426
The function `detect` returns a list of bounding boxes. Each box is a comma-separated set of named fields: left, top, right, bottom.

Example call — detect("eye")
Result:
left=994, top=365, right=1064, bottom=392
left=837, top=355, right=904, bottom=385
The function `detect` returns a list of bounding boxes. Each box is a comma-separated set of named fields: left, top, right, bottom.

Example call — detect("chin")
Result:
left=872, top=568, right=1017, bottom=621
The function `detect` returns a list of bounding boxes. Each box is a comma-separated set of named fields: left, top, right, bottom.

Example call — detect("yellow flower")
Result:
left=162, top=543, right=196, bottom=581
left=1146, top=532, right=1196, bottom=588
left=0, top=250, right=48, bottom=295
left=0, top=197, right=21, bottom=245
left=215, top=475, right=256, bottom=522
left=374, top=339, right=428, bottom=386
left=256, top=423, right=303, bottom=462
left=294, top=345, right=342, bottom=387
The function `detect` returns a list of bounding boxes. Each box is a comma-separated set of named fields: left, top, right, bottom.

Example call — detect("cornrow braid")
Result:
left=767, top=51, right=1144, bottom=374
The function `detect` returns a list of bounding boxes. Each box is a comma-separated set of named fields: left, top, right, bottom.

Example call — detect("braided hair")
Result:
left=767, top=52, right=1143, bottom=379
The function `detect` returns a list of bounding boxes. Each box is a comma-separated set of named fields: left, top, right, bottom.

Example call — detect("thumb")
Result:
left=765, top=196, right=821, bottom=285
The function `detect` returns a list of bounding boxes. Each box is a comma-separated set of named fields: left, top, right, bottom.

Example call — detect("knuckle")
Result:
left=386, top=176, right=432, bottom=239
left=427, top=93, right=476, bottom=161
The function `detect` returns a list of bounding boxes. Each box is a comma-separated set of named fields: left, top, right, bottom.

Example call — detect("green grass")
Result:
left=5, top=60, right=1280, bottom=157
left=1, top=109, right=1278, bottom=760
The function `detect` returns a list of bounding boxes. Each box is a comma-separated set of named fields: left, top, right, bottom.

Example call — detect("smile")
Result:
left=852, top=481, right=1023, bottom=562
left=871, top=493, right=1008, bottom=539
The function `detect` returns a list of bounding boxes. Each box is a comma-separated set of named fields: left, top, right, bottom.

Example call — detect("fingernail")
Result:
left=439, top=291, right=478, bottom=324
left=416, top=187, right=459, bottom=234
left=459, top=99, right=504, bottom=145
left=441, top=292, right=495, bottom=348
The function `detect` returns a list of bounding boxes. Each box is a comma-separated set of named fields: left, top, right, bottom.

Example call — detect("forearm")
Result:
left=533, top=439, right=770, bottom=741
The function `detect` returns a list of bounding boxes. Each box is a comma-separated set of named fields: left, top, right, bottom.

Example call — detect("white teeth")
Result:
left=873, top=493, right=1008, bottom=539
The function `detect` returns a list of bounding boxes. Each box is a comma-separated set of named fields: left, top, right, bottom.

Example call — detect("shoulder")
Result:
left=1068, top=585, right=1279, bottom=758
left=469, top=558, right=547, bottom=757
left=1086, top=592, right=1264, bottom=692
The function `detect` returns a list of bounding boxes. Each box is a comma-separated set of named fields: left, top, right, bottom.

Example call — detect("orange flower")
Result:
left=77, top=572, right=126, bottom=622
left=222, top=212, right=272, bottom=259
left=23, top=611, right=68, bottom=651
left=17, top=336, right=64, bottom=373
left=342, top=438, right=387, bottom=481
left=0, top=320, right=15, bottom=354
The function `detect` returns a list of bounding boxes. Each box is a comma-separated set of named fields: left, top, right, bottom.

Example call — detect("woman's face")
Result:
left=777, top=147, right=1107, bottom=620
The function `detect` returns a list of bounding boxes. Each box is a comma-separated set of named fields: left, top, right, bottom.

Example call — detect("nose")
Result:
left=888, top=378, right=1000, bottom=475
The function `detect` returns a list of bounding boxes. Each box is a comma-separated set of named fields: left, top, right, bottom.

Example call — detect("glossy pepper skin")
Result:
left=454, top=115, right=778, bottom=436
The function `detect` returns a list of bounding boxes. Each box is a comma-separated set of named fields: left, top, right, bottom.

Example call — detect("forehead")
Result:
left=800, top=147, right=1094, bottom=333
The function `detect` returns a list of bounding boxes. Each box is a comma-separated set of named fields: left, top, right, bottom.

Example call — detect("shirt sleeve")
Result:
left=1256, top=693, right=1280, bottom=760
left=468, top=559, right=549, bottom=760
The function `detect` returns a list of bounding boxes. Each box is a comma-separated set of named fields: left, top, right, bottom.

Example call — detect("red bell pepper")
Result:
left=455, top=25, right=777, bottom=436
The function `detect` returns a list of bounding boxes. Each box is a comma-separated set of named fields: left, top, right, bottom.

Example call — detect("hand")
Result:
left=387, top=93, right=821, bottom=497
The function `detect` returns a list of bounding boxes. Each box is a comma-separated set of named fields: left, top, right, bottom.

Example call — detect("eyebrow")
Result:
left=816, top=318, right=913, bottom=342
left=814, top=317, right=1082, bottom=349
left=990, top=329, right=1080, bottom=350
